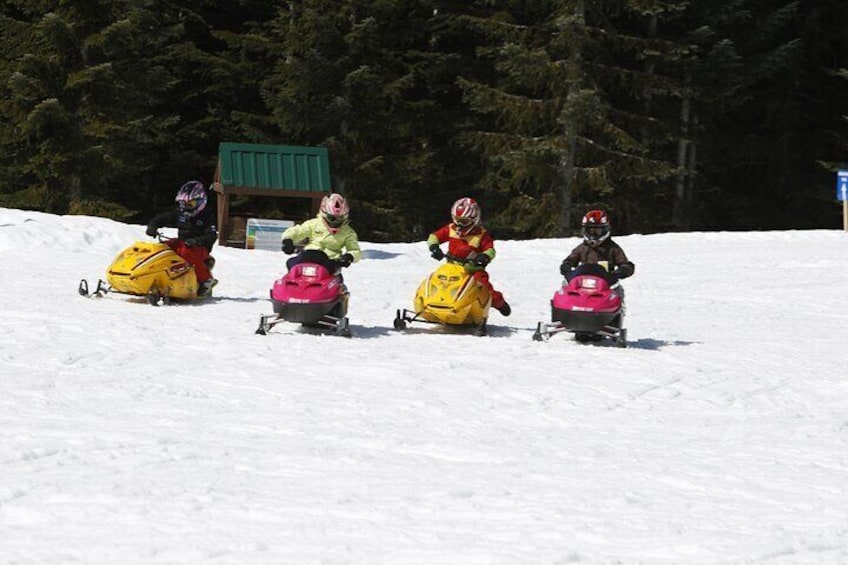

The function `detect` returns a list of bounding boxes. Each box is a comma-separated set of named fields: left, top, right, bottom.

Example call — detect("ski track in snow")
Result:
left=1, top=208, right=848, bottom=564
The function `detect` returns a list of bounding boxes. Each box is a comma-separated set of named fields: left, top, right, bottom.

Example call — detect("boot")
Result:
left=198, top=278, right=218, bottom=297
left=496, top=300, right=511, bottom=316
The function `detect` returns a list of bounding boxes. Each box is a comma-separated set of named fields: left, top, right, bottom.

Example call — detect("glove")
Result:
left=429, top=244, right=444, bottom=261
left=339, top=253, right=354, bottom=268
left=146, top=225, right=158, bottom=237
left=281, top=238, right=295, bottom=254
left=473, top=254, right=490, bottom=268
left=560, top=260, right=575, bottom=276
left=613, top=264, right=633, bottom=279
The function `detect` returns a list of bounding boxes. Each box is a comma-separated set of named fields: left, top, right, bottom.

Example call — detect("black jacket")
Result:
left=147, top=205, right=217, bottom=251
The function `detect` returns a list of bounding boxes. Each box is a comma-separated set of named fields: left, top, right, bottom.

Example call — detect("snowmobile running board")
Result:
left=78, top=278, right=109, bottom=298
left=255, top=313, right=352, bottom=338
left=393, top=308, right=488, bottom=337
left=78, top=278, right=177, bottom=306
left=533, top=321, right=627, bottom=347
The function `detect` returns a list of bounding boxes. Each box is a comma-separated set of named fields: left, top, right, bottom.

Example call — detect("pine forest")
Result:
left=1, top=0, right=847, bottom=241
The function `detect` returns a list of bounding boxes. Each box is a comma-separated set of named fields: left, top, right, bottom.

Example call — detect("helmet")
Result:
left=320, top=193, right=350, bottom=233
left=581, top=209, right=611, bottom=246
left=175, top=180, right=207, bottom=218
left=451, top=197, right=481, bottom=235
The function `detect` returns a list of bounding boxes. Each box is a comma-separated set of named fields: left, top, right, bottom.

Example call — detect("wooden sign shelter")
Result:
left=212, top=142, right=331, bottom=246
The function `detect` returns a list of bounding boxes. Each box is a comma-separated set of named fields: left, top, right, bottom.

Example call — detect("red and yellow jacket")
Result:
left=427, top=224, right=496, bottom=272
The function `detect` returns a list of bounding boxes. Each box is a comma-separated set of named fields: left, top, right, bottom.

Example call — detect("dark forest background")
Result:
left=2, top=0, right=847, bottom=241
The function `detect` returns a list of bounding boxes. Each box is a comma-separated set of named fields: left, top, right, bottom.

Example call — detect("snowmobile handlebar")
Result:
left=152, top=233, right=182, bottom=245
left=445, top=253, right=486, bottom=266
left=146, top=230, right=168, bottom=241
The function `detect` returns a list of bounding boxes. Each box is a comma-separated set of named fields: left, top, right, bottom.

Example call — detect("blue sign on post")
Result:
left=838, top=170, right=848, bottom=201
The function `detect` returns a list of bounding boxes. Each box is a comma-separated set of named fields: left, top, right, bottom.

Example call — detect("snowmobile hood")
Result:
left=551, top=273, right=622, bottom=314
left=413, top=262, right=490, bottom=326
left=270, top=262, right=342, bottom=305
left=105, top=240, right=198, bottom=300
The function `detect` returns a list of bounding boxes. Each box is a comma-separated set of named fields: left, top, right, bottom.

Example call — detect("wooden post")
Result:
left=212, top=182, right=229, bottom=246
left=212, top=163, right=227, bottom=246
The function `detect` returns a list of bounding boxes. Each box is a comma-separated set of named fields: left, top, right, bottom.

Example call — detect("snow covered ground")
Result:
left=2, top=206, right=848, bottom=564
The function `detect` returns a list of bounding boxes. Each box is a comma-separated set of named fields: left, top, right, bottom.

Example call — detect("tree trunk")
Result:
left=559, top=134, right=577, bottom=236
left=641, top=14, right=657, bottom=142
left=558, top=0, right=585, bottom=236
left=685, top=113, right=698, bottom=226
left=673, top=93, right=691, bottom=229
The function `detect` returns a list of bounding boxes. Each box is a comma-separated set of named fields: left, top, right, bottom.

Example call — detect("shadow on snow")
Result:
left=361, top=249, right=404, bottom=260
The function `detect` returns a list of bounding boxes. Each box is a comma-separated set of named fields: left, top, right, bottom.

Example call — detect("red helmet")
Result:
left=320, top=194, right=350, bottom=233
left=451, top=197, right=481, bottom=235
left=581, top=209, right=610, bottom=246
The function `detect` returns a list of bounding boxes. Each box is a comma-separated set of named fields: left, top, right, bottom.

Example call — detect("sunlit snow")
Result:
left=2, top=207, right=847, bottom=564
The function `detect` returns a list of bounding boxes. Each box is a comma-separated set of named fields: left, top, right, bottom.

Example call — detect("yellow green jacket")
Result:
left=281, top=216, right=362, bottom=262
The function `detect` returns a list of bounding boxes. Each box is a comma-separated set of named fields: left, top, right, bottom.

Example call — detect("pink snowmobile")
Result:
left=255, top=256, right=351, bottom=337
left=533, top=263, right=627, bottom=347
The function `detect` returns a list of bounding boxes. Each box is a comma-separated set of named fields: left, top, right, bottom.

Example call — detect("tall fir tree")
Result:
left=0, top=0, right=135, bottom=215
left=0, top=0, right=279, bottom=218
left=457, top=0, right=676, bottom=238
left=262, top=0, right=483, bottom=240
left=575, top=0, right=696, bottom=231
left=1, top=0, right=845, bottom=234
left=679, top=0, right=809, bottom=229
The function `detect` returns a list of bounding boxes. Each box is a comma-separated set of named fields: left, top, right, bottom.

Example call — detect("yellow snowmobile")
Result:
left=393, top=254, right=492, bottom=336
left=79, top=237, right=210, bottom=305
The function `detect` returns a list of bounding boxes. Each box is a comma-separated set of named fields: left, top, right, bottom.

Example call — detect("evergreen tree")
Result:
left=127, top=0, right=279, bottom=214
left=457, top=0, right=676, bottom=238
left=788, top=0, right=848, bottom=228
left=0, top=0, right=278, bottom=218
left=263, top=0, right=480, bottom=240
left=0, top=0, right=845, bottom=234
left=680, top=0, right=809, bottom=229
left=0, top=1, right=134, bottom=215
left=576, top=0, right=696, bottom=231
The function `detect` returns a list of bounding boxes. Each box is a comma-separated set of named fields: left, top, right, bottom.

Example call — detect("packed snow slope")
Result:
left=2, top=207, right=848, bottom=565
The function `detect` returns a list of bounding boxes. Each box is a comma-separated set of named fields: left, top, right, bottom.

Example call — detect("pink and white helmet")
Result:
left=175, top=180, right=207, bottom=218
left=320, top=193, right=350, bottom=233
left=451, top=197, right=481, bottom=235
